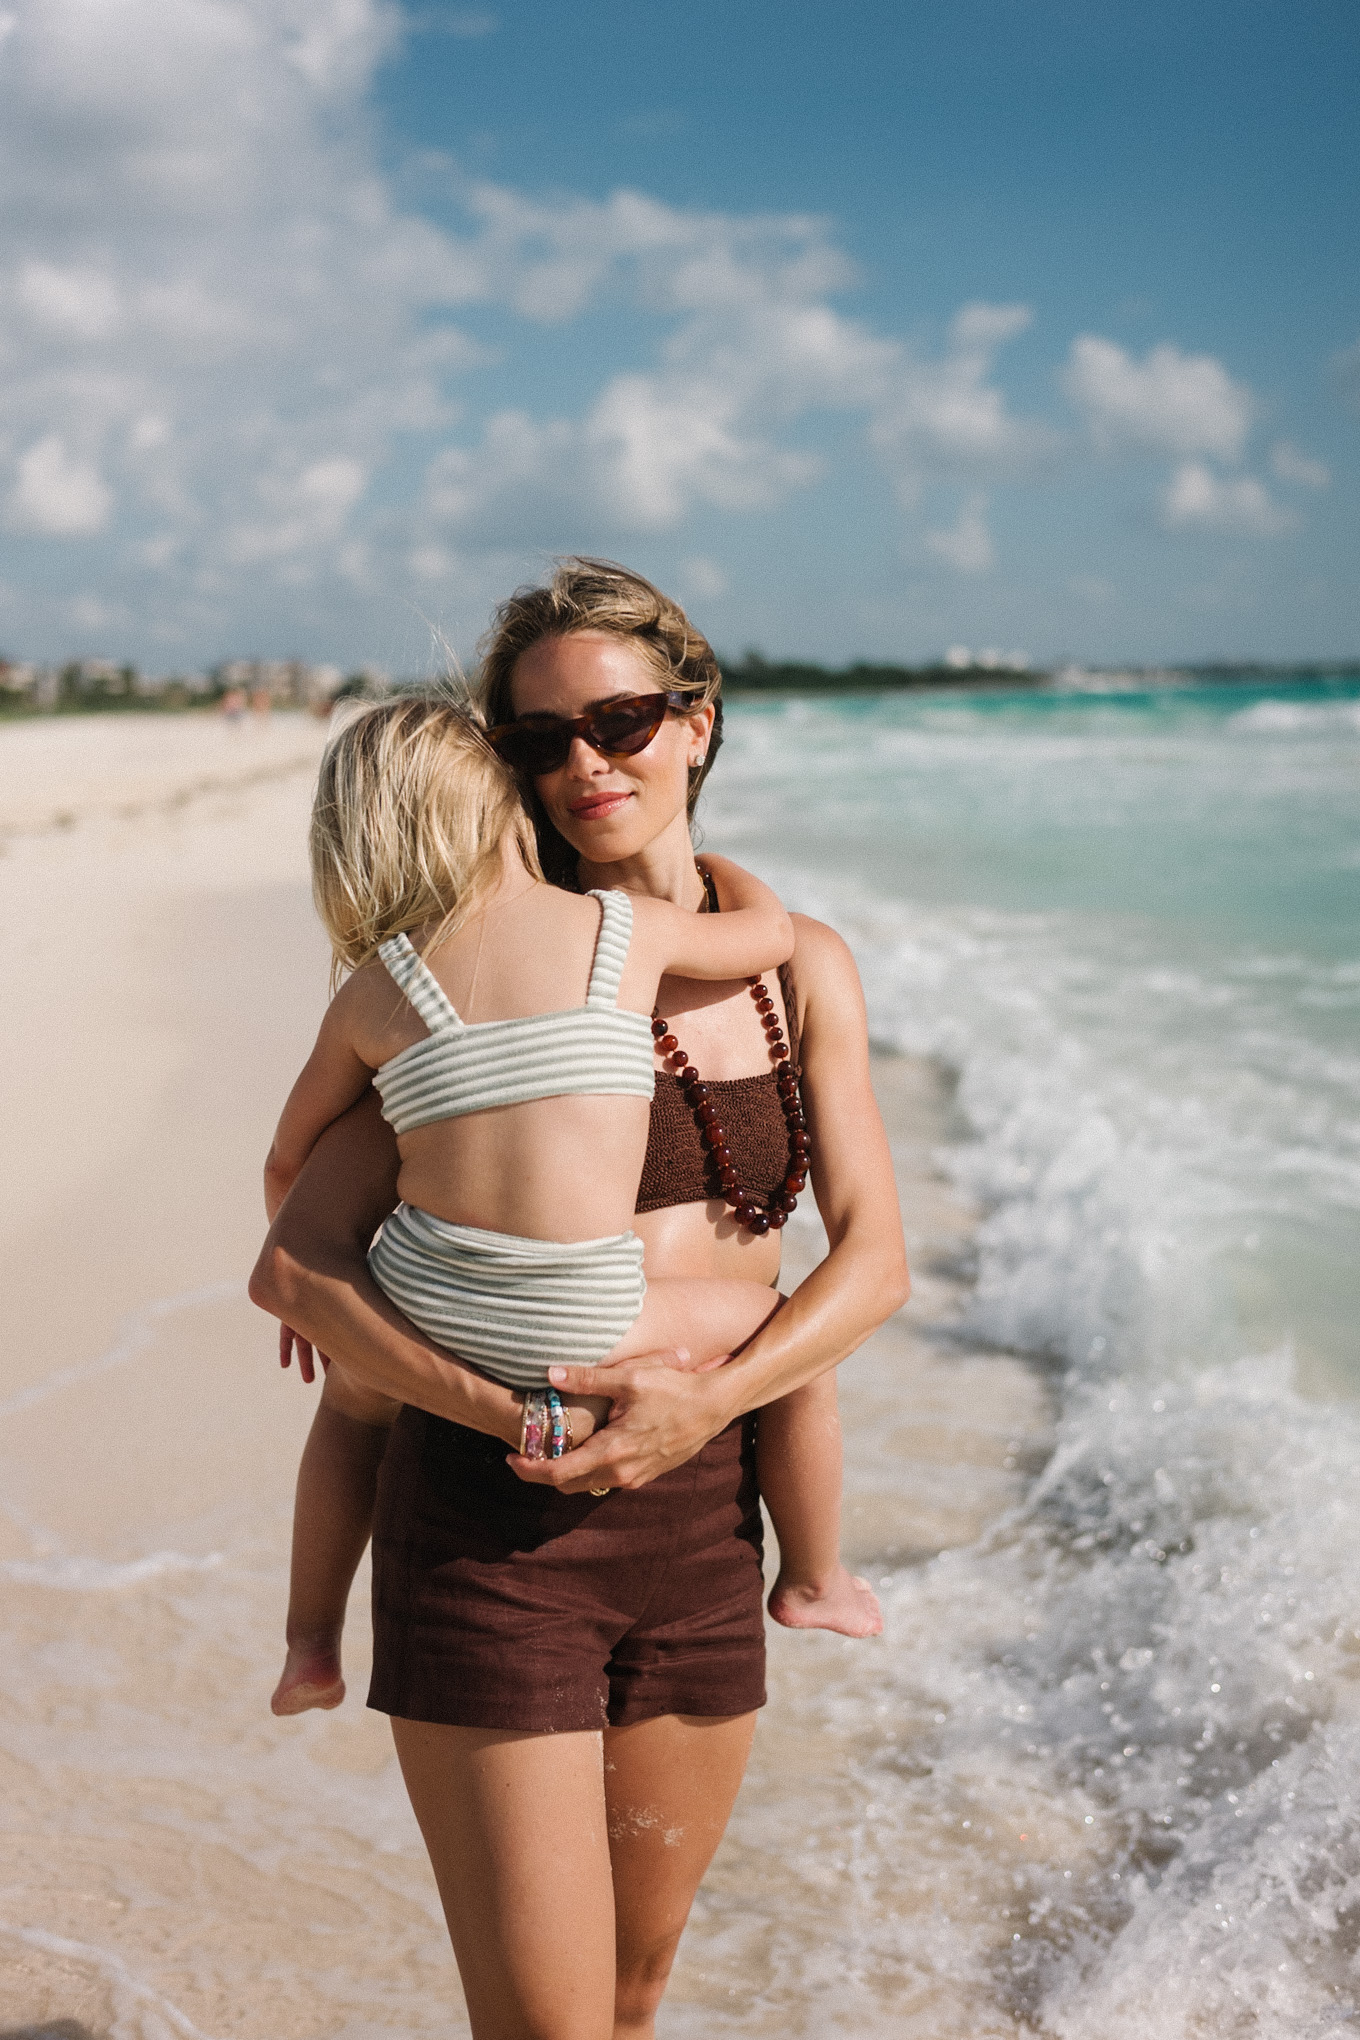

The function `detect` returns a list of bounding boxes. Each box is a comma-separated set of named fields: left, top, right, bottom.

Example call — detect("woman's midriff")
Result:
left=633, top=1199, right=782, bottom=1285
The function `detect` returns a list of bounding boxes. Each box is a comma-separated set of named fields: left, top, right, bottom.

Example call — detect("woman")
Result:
left=251, top=560, right=908, bottom=2040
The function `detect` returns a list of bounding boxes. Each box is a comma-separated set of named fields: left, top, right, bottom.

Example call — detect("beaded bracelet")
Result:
left=520, top=1388, right=549, bottom=1459
left=547, top=1387, right=573, bottom=1459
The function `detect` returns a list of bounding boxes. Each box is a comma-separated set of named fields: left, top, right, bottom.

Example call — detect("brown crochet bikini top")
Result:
left=636, top=963, right=800, bottom=1213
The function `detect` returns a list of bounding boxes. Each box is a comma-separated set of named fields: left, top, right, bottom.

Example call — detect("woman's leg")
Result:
left=390, top=1719, right=618, bottom=2040
left=271, top=1364, right=398, bottom=1715
left=389, top=1712, right=757, bottom=2040
left=604, top=1712, right=757, bottom=2039
left=756, top=1375, right=883, bottom=1639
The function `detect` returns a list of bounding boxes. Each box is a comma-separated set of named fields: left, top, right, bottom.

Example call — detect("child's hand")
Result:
left=279, top=1322, right=331, bottom=1383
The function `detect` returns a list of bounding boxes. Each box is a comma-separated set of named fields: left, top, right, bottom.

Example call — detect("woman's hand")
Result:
left=509, top=1352, right=738, bottom=1493
left=561, top=1392, right=612, bottom=1444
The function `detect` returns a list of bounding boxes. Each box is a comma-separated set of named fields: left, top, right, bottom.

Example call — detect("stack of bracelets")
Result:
left=519, top=1386, right=572, bottom=1459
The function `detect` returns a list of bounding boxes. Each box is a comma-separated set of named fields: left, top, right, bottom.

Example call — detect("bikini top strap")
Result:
left=377, top=933, right=464, bottom=1033
left=583, top=888, right=633, bottom=1008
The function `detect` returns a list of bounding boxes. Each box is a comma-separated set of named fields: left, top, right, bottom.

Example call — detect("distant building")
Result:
left=944, top=646, right=1032, bottom=672
left=213, top=658, right=346, bottom=707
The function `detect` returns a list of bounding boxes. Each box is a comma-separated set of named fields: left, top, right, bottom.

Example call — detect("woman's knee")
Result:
left=613, top=1933, right=681, bottom=2035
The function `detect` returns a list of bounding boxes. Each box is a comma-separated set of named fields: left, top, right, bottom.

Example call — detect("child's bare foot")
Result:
left=271, top=1638, right=345, bottom=1715
left=768, top=1565, right=884, bottom=1638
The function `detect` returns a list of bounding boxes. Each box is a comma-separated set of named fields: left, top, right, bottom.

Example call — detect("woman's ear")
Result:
left=683, top=699, right=716, bottom=768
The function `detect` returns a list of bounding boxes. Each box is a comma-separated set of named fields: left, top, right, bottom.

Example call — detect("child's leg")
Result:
left=757, top=1374, right=883, bottom=1639
left=271, top=1364, right=399, bottom=1717
left=603, top=1283, right=880, bottom=1635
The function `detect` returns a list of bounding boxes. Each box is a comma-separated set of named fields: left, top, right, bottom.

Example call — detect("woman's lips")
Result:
left=567, top=789, right=633, bottom=821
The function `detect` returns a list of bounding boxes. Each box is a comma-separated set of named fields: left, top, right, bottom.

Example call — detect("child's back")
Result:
left=345, top=881, right=656, bottom=1246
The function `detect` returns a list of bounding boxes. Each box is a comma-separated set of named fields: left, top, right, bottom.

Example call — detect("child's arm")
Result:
left=264, top=983, right=380, bottom=1221
left=630, top=853, right=794, bottom=985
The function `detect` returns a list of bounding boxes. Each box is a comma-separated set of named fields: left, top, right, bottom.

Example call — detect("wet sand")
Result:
left=0, top=713, right=1051, bottom=2038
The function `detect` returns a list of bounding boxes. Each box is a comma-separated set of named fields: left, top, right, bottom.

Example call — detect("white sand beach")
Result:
left=0, top=710, right=1050, bottom=2039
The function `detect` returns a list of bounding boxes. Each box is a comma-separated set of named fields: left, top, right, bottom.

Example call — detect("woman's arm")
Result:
left=631, top=852, right=793, bottom=985
left=513, top=915, right=911, bottom=1493
left=251, top=1090, right=532, bottom=1446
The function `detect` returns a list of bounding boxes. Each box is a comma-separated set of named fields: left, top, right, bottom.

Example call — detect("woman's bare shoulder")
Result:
left=789, top=912, right=862, bottom=987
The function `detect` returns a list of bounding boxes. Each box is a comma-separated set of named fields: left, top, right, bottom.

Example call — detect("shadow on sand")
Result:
left=1, top=2024, right=105, bottom=2040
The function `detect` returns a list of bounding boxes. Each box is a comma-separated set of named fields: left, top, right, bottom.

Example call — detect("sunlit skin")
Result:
left=251, top=626, right=908, bottom=2038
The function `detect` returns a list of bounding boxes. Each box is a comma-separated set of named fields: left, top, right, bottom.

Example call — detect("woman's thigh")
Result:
left=604, top=1711, right=757, bottom=2016
left=391, top=1717, right=617, bottom=2040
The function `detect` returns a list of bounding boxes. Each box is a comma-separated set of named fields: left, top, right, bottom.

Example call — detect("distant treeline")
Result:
left=719, top=653, right=1043, bottom=693
left=719, top=655, right=1360, bottom=694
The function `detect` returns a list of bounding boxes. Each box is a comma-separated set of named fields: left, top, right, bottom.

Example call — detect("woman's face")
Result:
left=509, top=631, right=715, bottom=866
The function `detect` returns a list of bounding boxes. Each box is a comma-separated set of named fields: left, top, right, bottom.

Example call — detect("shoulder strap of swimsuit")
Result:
left=378, top=933, right=464, bottom=1032
left=583, top=888, right=633, bottom=1008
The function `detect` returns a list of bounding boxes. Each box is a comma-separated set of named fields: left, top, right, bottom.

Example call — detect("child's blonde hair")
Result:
left=310, top=693, right=542, bottom=980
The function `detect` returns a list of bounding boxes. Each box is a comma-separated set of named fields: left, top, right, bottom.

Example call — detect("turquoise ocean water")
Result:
left=704, top=675, right=1360, bottom=2034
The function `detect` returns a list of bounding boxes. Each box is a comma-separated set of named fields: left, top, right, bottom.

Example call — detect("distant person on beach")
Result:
left=252, top=560, right=908, bottom=2040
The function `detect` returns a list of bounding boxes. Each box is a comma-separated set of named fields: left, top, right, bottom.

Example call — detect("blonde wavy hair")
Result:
left=478, top=558, right=724, bottom=887
left=310, top=692, right=541, bottom=982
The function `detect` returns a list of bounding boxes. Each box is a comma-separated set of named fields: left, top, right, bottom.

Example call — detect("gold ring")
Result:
left=589, top=1486, right=611, bottom=1497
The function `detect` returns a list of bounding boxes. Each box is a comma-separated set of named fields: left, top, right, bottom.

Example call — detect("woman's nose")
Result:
left=566, top=733, right=608, bottom=773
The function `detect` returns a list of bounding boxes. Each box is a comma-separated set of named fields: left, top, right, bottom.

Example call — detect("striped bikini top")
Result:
left=373, top=888, right=655, bottom=1136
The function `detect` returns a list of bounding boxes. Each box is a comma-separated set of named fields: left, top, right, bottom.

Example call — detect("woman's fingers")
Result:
left=546, top=1347, right=691, bottom=1396
left=511, top=1370, right=734, bottom=1493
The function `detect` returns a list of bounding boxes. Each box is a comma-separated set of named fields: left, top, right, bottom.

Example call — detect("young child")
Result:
left=266, top=695, right=881, bottom=1716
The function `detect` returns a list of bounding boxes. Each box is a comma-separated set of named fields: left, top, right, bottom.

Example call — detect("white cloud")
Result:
left=1270, top=439, right=1330, bottom=489
left=7, top=435, right=112, bottom=534
left=924, top=493, right=994, bottom=574
left=1064, top=336, right=1254, bottom=459
left=678, top=555, right=728, bottom=601
left=1161, top=462, right=1293, bottom=536
left=870, top=303, right=1052, bottom=503
left=17, top=260, right=122, bottom=339
left=0, top=0, right=469, bottom=605
left=226, top=456, right=369, bottom=565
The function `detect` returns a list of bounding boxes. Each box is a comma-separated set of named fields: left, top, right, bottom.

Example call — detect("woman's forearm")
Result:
left=711, top=1214, right=909, bottom=1420
left=248, top=1090, right=525, bottom=1448
left=251, top=1231, right=524, bottom=1445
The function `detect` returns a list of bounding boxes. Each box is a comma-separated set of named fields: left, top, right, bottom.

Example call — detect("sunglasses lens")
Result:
left=589, top=699, right=667, bottom=755
left=493, top=723, right=571, bottom=774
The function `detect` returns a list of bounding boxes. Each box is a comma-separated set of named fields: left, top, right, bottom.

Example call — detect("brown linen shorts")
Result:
left=367, top=1405, right=766, bottom=1733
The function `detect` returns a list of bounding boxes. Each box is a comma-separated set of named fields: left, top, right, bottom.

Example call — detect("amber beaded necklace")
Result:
left=650, top=864, right=810, bottom=1236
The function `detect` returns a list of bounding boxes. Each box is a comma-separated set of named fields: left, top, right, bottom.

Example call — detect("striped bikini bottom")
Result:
left=368, top=1204, right=647, bottom=1390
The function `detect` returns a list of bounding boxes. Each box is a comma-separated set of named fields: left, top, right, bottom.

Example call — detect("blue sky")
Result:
left=1, top=0, right=1356, bottom=670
